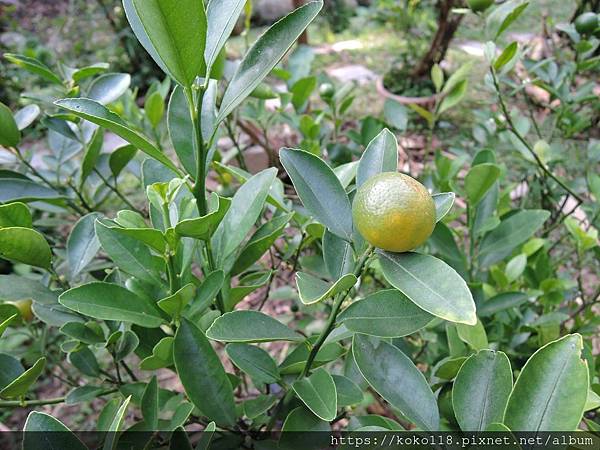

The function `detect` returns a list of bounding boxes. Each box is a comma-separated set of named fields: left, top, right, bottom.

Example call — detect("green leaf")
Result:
left=173, top=318, right=236, bottom=427
left=65, top=385, right=106, bottom=404
left=23, top=412, right=87, bottom=450
left=95, top=220, right=165, bottom=285
left=353, top=334, right=439, bottom=430
left=504, top=334, right=589, bottom=431
left=103, top=396, right=131, bottom=450
left=453, top=350, right=513, bottom=431
left=280, top=148, right=353, bottom=241
left=175, top=193, right=230, bottom=241
left=139, top=337, right=174, bottom=370
left=332, top=375, right=363, bottom=407
left=145, top=91, right=164, bottom=128
left=0, top=357, right=45, bottom=398
left=0, top=202, right=32, bottom=228
left=69, top=347, right=100, bottom=377
left=207, top=310, right=302, bottom=343
left=205, top=0, right=246, bottom=77
left=129, top=0, right=207, bottom=87
left=114, top=330, right=139, bottom=361
left=432, top=192, right=455, bottom=222
left=323, top=230, right=355, bottom=280
left=378, top=251, right=476, bottom=325
left=80, top=128, right=104, bottom=184
left=59, top=282, right=164, bottom=328
left=456, top=319, right=489, bottom=350
left=217, top=1, right=323, bottom=121
left=438, top=79, right=468, bottom=114
left=14, top=104, right=41, bottom=130
left=465, top=163, right=501, bottom=207
left=0, top=227, right=52, bottom=270
left=293, top=368, right=337, bottom=421
left=296, top=272, right=357, bottom=305
left=167, top=86, right=196, bottom=175
left=225, top=343, right=280, bottom=385
left=0, top=353, right=24, bottom=390
left=54, top=98, right=181, bottom=175
left=487, top=0, right=529, bottom=40
left=0, top=102, right=20, bottom=147
left=244, top=395, right=277, bottom=419
left=88, top=73, right=131, bottom=105
left=431, top=64, right=444, bottom=92
left=494, top=42, right=519, bottom=71
left=434, top=356, right=467, bottom=380
left=105, top=223, right=167, bottom=254
left=337, top=289, right=434, bottom=338
left=67, top=213, right=101, bottom=277
left=280, top=339, right=345, bottom=375
left=3, top=53, right=63, bottom=85
left=281, top=406, right=330, bottom=434
left=478, top=291, right=529, bottom=317
left=109, top=144, right=137, bottom=178
left=0, top=314, right=17, bottom=338
left=478, top=210, right=550, bottom=268
left=185, top=270, right=225, bottom=319
left=356, top=128, right=398, bottom=188
left=141, top=375, right=159, bottom=429
left=157, top=283, right=196, bottom=318
left=0, top=178, right=62, bottom=203
left=383, top=99, right=408, bottom=131
left=212, top=168, right=277, bottom=266
left=505, top=253, right=526, bottom=282
left=60, top=322, right=104, bottom=345
left=291, top=76, right=317, bottom=111
left=70, top=62, right=109, bottom=82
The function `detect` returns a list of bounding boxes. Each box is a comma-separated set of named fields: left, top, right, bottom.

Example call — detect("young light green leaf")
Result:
left=139, top=337, right=174, bottom=371
left=465, top=163, right=501, bottom=207
left=59, top=282, right=164, bottom=328
left=0, top=202, right=32, bottom=228
left=356, top=128, right=398, bottom=188
left=217, top=1, right=323, bottom=122
left=504, top=334, right=588, bottom=431
left=157, top=283, right=196, bottom=318
left=494, top=42, right=519, bottom=71
left=109, top=144, right=137, bottom=178
left=296, top=272, right=357, bottom=305
left=378, top=251, right=477, bottom=325
left=486, top=0, right=529, bottom=40
left=67, top=213, right=101, bottom=277
left=226, top=343, right=280, bottom=385
left=292, top=368, right=337, bottom=421
left=145, top=91, right=165, bottom=128
left=0, top=227, right=52, bottom=270
left=3, top=53, right=63, bottom=85
left=54, top=98, right=181, bottom=175
left=453, top=350, right=513, bottom=431
left=337, top=289, right=434, bottom=338
left=207, top=310, right=303, bottom=343
left=175, top=193, right=230, bottom=241
left=0, top=357, right=45, bottom=398
left=280, top=148, right=353, bottom=241
left=129, top=0, right=207, bottom=87
left=173, top=318, right=236, bottom=427
left=353, top=334, right=439, bottom=430
left=432, top=192, right=455, bottom=222
left=456, top=319, right=489, bottom=350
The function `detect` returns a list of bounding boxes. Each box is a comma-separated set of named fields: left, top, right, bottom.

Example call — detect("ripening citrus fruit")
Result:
left=352, top=172, right=436, bottom=252
left=575, top=12, right=599, bottom=35
left=9, top=299, right=33, bottom=321
left=467, top=0, right=494, bottom=12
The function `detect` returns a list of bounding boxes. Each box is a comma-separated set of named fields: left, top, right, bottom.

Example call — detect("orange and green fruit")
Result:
left=575, top=12, right=599, bottom=35
left=352, top=172, right=436, bottom=252
left=467, top=0, right=494, bottom=13
left=9, top=299, right=33, bottom=321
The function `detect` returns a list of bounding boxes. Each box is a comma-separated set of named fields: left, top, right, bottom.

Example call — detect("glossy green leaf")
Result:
left=0, top=357, right=45, bottom=398
left=205, top=0, right=246, bottom=76
left=69, top=347, right=100, bottom=377
left=280, top=148, right=353, bottom=241
left=129, top=0, right=207, bottom=87
left=185, top=270, right=225, bottom=319
left=217, top=1, right=323, bottom=121
left=0, top=314, right=17, bottom=338
left=453, top=350, right=513, bottom=431
left=225, top=343, right=280, bottom=384
left=280, top=339, right=345, bottom=375
left=80, top=127, right=104, bottom=184
left=88, top=73, right=131, bottom=105
left=14, top=104, right=41, bottom=130
left=60, top=322, right=104, bottom=345
left=293, top=368, right=337, bottom=421
left=337, top=289, right=434, bottom=337
left=0, top=102, right=20, bottom=147
left=434, top=356, right=467, bottom=380
left=432, top=192, right=455, bottom=222
left=478, top=210, right=550, bottom=268
left=54, top=98, right=181, bottom=175
left=0, top=178, right=62, bottom=203
left=207, top=310, right=302, bottom=343
left=494, top=42, right=519, bottom=71
left=487, top=0, right=529, bottom=40
left=23, top=412, right=87, bottom=450
left=59, top=282, right=164, bottom=328
left=0, top=227, right=52, bottom=270
left=139, top=337, right=174, bottom=370
left=296, top=272, right=357, bottom=305
left=333, top=161, right=358, bottom=188
left=353, top=334, right=439, bottom=430
left=67, top=213, right=101, bottom=277
left=175, top=193, right=230, bottom=241
left=212, top=168, right=277, bottom=266
left=167, top=86, right=195, bottom=175
left=438, top=79, right=468, bottom=114
left=3, top=53, right=62, bottom=85
left=103, top=396, right=131, bottom=450
left=141, top=375, right=159, bottom=429
left=378, top=251, right=476, bottom=325
left=105, top=224, right=166, bottom=254
left=478, top=291, right=529, bottom=317
left=504, top=334, right=588, bottom=431
left=109, top=144, right=137, bottom=178
left=323, top=230, right=355, bottom=280
left=114, top=330, right=139, bottom=361
left=456, top=319, right=489, bottom=350
left=244, top=395, right=277, bottom=419
left=173, top=318, right=236, bottom=427
left=332, top=375, right=363, bottom=407
left=157, top=283, right=196, bottom=318
left=227, top=271, right=271, bottom=311
left=356, top=128, right=398, bottom=187
left=65, top=385, right=106, bottom=404
left=0, top=202, right=32, bottom=228
left=465, top=163, right=501, bottom=207
left=0, top=353, right=24, bottom=390
left=145, top=91, right=164, bottom=128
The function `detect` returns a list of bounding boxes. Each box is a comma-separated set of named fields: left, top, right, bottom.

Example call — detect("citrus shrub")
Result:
left=0, top=0, right=597, bottom=445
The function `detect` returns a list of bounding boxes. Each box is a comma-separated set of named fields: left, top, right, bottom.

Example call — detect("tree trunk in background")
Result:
left=411, top=0, right=463, bottom=79
left=293, top=0, right=309, bottom=44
